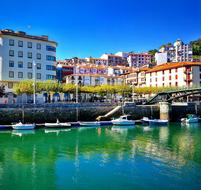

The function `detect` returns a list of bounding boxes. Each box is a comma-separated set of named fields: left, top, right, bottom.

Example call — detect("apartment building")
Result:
left=116, top=52, right=152, bottom=67
left=125, top=68, right=148, bottom=87
left=125, top=62, right=201, bottom=88
left=146, top=62, right=201, bottom=87
left=100, top=53, right=127, bottom=66
left=155, top=39, right=193, bottom=65
left=0, top=29, right=57, bottom=91
left=66, top=74, right=123, bottom=86
left=85, top=57, right=108, bottom=66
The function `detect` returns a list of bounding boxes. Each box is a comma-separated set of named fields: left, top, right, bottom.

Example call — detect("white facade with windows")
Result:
left=155, top=39, right=193, bottom=65
left=125, top=62, right=201, bottom=88
left=115, top=51, right=152, bottom=67
left=0, top=29, right=57, bottom=91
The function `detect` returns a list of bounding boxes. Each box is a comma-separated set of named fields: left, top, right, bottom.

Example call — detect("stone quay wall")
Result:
left=0, top=102, right=201, bottom=124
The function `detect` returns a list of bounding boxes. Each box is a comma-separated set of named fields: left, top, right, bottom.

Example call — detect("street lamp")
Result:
left=132, top=81, right=135, bottom=103
left=33, top=60, right=36, bottom=105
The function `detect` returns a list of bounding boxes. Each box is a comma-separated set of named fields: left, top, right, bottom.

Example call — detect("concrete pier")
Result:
left=159, top=102, right=171, bottom=120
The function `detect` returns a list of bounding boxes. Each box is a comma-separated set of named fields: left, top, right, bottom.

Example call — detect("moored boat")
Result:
left=45, top=119, right=71, bottom=128
left=79, top=121, right=101, bottom=127
left=12, top=122, right=35, bottom=130
left=141, top=117, right=168, bottom=126
left=111, top=115, right=135, bottom=126
left=181, top=114, right=199, bottom=124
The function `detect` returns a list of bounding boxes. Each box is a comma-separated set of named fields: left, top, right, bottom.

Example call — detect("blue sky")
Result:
left=0, top=0, right=201, bottom=59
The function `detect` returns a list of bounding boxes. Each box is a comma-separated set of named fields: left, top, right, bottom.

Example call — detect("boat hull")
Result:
left=80, top=122, right=101, bottom=127
left=12, top=124, right=35, bottom=130
left=45, top=123, right=71, bottom=128
left=112, top=120, right=135, bottom=126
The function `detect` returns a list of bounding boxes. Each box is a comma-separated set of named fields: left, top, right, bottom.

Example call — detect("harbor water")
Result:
left=0, top=123, right=201, bottom=190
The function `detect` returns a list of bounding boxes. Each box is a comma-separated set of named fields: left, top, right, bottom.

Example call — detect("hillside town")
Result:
left=0, top=29, right=201, bottom=103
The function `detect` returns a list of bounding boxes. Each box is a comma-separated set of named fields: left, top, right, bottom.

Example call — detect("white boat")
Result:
left=181, top=114, right=199, bottom=124
left=12, top=122, right=35, bottom=130
left=141, top=117, right=168, bottom=126
left=45, top=119, right=71, bottom=128
left=80, top=121, right=101, bottom=127
left=149, top=119, right=168, bottom=126
left=111, top=115, right=135, bottom=126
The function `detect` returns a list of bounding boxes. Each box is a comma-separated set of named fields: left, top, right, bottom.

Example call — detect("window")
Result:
left=175, top=75, right=178, bottom=80
left=18, top=51, right=23, bottom=57
left=28, top=52, right=32, bottom=58
left=169, top=76, right=171, bottom=80
left=27, top=42, right=32, bottom=48
left=18, top=72, right=23, bottom=78
left=175, top=82, right=178, bottom=86
left=46, top=55, right=56, bottom=61
left=9, top=71, right=14, bottom=78
left=37, top=43, right=41, bottom=49
left=46, top=75, right=55, bottom=80
left=9, top=60, right=14, bottom=67
left=36, top=73, right=41, bottom=79
left=27, top=62, right=32, bottom=69
left=46, top=65, right=56, bottom=70
left=9, top=50, right=14, bottom=57
left=169, top=69, right=171, bottom=73
left=28, top=72, right=33, bottom=79
left=46, top=45, right=56, bottom=52
left=36, top=63, right=41, bottom=69
left=175, top=68, right=178, bottom=73
left=18, top=61, right=23, bottom=68
left=36, top=53, right=41, bottom=60
left=162, top=77, right=165, bottom=81
left=18, top=41, right=23, bottom=47
left=9, top=39, right=14, bottom=46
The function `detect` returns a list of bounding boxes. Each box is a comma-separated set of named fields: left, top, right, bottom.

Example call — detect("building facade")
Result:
left=155, top=39, right=193, bottom=65
left=100, top=53, right=127, bottom=66
left=116, top=52, right=152, bottom=67
left=0, top=29, right=57, bottom=91
left=126, top=62, right=201, bottom=88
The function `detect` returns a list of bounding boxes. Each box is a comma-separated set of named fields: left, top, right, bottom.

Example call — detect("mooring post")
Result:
left=159, top=102, right=171, bottom=121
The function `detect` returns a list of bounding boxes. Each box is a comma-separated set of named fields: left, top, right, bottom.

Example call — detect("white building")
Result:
left=100, top=53, right=127, bottom=66
left=116, top=51, right=152, bottom=67
left=66, top=74, right=124, bottom=86
left=0, top=29, right=57, bottom=92
left=126, top=62, right=201, bottom=88
left=155, top=39, right=193, bottom=65
left=85, top=57, right=108, bottom=66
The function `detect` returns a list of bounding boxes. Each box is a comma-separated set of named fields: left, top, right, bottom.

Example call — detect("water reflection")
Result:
left=44, top=129, right=71, bottom=135
left=0, top=124, right=201, bottom=189
left=12, top=130, right=35, bottom=137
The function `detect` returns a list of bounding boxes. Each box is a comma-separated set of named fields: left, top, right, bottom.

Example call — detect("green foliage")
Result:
left=14, top=80, right=189, bottom=97
left=191, top=39, right=201, bottom=56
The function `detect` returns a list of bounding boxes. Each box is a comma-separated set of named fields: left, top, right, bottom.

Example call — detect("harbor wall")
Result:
left=0, top=102, right=201, bottom=124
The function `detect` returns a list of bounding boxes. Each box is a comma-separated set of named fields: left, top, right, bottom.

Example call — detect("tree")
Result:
left=0, top=85, right=5, bottom=97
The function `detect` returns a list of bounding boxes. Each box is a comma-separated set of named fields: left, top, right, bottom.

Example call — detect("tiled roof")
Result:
left=146, top=62, right=201, bottom=73
left=0, top=29, right=57, bottom=44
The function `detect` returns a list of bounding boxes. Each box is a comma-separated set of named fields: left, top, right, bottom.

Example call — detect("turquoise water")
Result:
left=0, top=124, right=201, bottom=190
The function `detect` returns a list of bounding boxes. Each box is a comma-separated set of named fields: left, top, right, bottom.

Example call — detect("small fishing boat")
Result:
left=12, top=122, right=35, bottom=130
left=79, top=121, right=101, bottom=127
left=141, top=117, right=168, bottom=126
left=111, top=115, right=135, bottom=126
left=181, top=114, right=199, bottom=124
left=45, top=119, right=71, bottom=128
